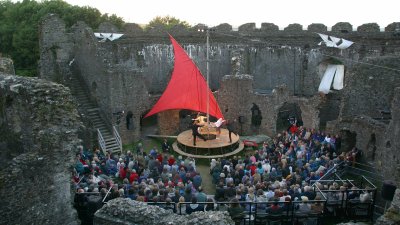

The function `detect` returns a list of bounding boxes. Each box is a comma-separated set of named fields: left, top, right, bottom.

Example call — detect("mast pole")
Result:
left=206, top=29, right=210, bottom=125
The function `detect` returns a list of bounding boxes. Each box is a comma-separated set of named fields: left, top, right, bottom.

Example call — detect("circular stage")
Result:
left=173, top=128, right=244, bottom=159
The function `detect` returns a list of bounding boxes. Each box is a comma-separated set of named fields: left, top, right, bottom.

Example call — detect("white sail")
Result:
left=333, top=65, right=344, bottom=90
left=318, top=64, right=337, bottom=94
left=319, top=64, right=345, bottom=94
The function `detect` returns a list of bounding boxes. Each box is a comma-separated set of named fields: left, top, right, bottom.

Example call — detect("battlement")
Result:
left=120, top=21, right=400, bottom=35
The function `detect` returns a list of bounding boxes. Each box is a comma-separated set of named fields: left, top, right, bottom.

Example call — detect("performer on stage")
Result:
left=226, top=119, right=238, bottom=143
left=192, top=119, right=207, bottom=146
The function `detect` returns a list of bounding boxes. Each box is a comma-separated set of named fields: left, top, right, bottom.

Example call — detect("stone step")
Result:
left=98, top=125, right=109, bottom=130
left=98, top=129, right=110, bottom=134
left=99, top=131, right=112, bottom=136
left=68, top=76, right=123, bottom=151
left=105, top=139, right=118, bottom=145
left=103, top=135, right=113, bottom=140
left=106, top=144, right=120, bottom=150
left=75, top=94, right=89, bottom=99
left=93, top=122, right=106, bottom=128
left=91, top=117, right=104, bottom=122
left=106, top=145, right=120, bottom=151
left=87, top=108, right=99, bottom=112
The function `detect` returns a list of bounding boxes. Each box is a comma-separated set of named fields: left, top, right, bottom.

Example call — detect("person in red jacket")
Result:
left=168, top=155, right=176, bottom=166
left=129, top=169, right=139, bottom=183
left=249, top=162, right=257, bottom=176
left=119, top=164, right=127, bottom=179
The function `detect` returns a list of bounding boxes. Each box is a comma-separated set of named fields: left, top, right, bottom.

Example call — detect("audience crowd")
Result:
left=73, top=125, right=369, bottom=224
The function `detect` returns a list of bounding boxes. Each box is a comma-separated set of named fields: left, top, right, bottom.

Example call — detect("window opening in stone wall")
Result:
left=276, top=102, right=303, bottom=133
left=367, top=133, right=376, bottom=160
left=340, top=130, right=357, bottom=153
left=91, top=81, right=97, bottom=91
left=250, top=103, right=262, bottom=133
left=126, top=111, right=133, bottom=130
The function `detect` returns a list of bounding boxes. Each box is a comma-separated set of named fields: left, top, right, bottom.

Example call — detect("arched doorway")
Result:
left=276, top=102, right=303, bottom=133
left=140, top=110, right=158, bottom=136
left=125, top=111, right=133, bottom=130
left=341, top=130, right=357, bottom=153
left=251, top=103, right=262, bottom=133
left=367, top=133, right=376, bottom=160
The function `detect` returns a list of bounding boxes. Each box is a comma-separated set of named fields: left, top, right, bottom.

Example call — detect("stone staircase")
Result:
left=68, top=75, right=121, bottom=154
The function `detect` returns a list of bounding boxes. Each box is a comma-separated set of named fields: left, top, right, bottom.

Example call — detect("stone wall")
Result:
left=349, top=116, right=387, bottom=161
left=340, top=57, right=400, bottom=119
left=0, top=74, right=80, bottom=225
left=330, top=84, right=400, bottom=186
left=94, top=198, right=234, bottom=225
left=38, top=14, right=400, bottom=143
left=39, top=14, right=74, bottom=83
left=158, top=110, right=180, bottom=135
left=217, top=75, right=321, bottom=136
left=0, top=57, right=15, bottom=75
left=380, top=87, right=400, bottom=185
left=376, top=189, right=400, bottom=225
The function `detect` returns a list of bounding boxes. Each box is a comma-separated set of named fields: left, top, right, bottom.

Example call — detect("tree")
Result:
left=146, top=15, right=191, bottom=30
left=0, top=0, right=125, bottom=77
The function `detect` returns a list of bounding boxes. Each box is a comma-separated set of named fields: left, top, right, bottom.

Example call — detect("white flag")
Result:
left=317, top=33, right=354, bottom=49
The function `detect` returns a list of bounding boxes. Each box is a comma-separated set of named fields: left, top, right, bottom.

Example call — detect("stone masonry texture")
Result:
left=0, top=74, right=80, bottom=225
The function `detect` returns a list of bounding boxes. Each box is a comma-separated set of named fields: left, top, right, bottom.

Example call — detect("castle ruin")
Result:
left=38, top=14, right=400, bottom=186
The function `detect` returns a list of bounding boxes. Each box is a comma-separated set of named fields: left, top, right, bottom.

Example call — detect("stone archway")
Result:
left=276, top=102, right=303, bottom=133
left=140, top=110, right=158, bottom=136
left=125, top=111, right=133, bottom=130
left=367, top=133, right=377, bottom=160
left=251, top=103, right=263, bottom=134
left=341, top=130, right=357, bottom=153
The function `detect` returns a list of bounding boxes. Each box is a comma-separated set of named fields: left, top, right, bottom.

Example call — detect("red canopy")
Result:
left=144, top=34, right=224, bottom=119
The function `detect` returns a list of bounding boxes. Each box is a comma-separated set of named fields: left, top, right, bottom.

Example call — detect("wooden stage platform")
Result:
left=173, top=128, right=244, bottom=159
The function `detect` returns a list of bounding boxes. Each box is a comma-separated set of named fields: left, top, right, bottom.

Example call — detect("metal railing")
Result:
left=147, top=200, right=326, bottom=225
left=113, top=126, right=122, bottom=152
left=97, top=128, right=106, bottom=155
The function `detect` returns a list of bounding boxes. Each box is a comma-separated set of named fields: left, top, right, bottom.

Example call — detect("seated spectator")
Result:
left=75, top=153, right=85, bottom=175
left=281, top=196, right=292, bottom=213
left=228, top=198, right=245, bottom=220
left=225, top=182, right=236, bottom=200
left=163, top=198, right=177, bottom=213
left=214, top=182, right=226, bottom=201
left=185, top=197, right=204, bottom=214
left=266, top=198, right=282, bottom=214
left=360, top=190, right=372, bottom=203
left=245, top=187, right=257, bottom=211
left=347, top=186, right=360, bottom=200
left=311, top=196, right=324, bottom=213
left=196, top=186, right=207, bottom=203
left=256, top=189, right=268, bottom=212
left=205, top=198, right=215, bottom=211
left=297, top=196, right=311, bottom=213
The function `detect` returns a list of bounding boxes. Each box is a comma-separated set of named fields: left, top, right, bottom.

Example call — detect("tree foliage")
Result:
left=146, top=15, right=191, bottom=30
left=0, top=0, right=125, bottom=77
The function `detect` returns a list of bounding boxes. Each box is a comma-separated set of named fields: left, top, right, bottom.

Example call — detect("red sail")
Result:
left=144, top=34, right=224, bottom=119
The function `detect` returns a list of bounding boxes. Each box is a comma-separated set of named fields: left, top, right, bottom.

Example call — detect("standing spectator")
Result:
left=161, top=138, right=170, bottom=153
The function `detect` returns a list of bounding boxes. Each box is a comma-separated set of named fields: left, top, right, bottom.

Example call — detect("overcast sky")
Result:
left=61, top=0, right=397, bottom=29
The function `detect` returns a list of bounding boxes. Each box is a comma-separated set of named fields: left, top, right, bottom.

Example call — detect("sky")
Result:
left=62, top=0, right=398, bottom=29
